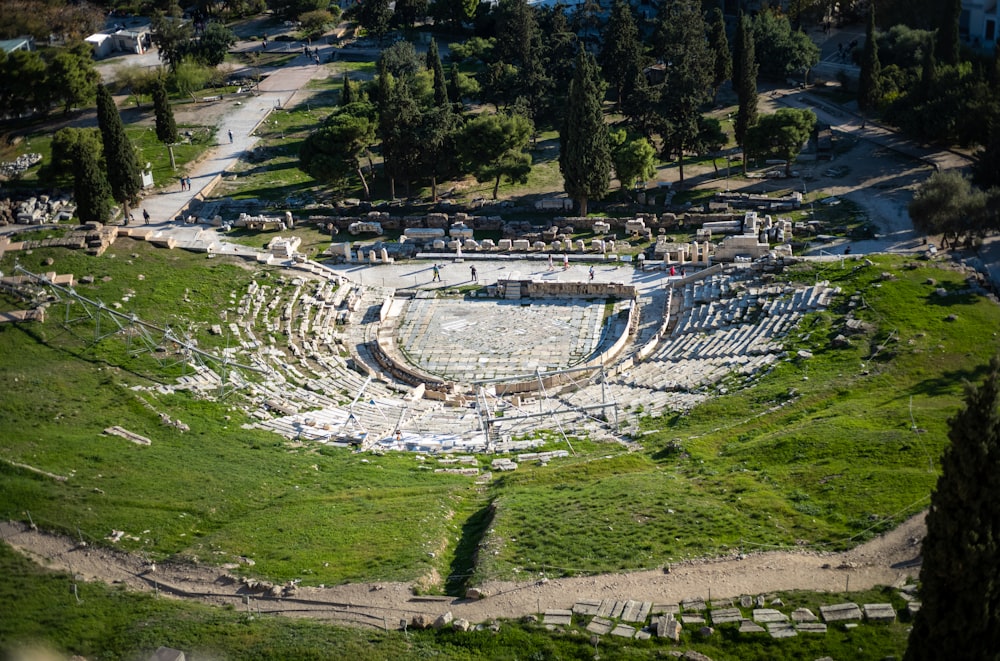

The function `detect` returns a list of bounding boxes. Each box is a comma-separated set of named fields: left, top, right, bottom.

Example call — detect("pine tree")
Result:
left=708, top=7, right=732, bottom=99
left=937, top=0, right=961, bottom=66
left=96, top=83, right=142, bottom=219
left=559, top=46, right=610, bottom=216
left=733, top=13, right=759, bottom=174
left=904, top=356, right=1000, bottom=660
left=426, top=38, right=449, bottom=108
left=599, top=0, right=642, bottom=109
left=857, top=3, right=881, bottom=113
left=72, top=140, right=113, bottom=224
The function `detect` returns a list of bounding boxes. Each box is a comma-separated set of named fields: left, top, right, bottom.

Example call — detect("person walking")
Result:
left=142, top=208, right=150, bottom=224
left=563, top=254, right=569, bottom=271
left=547, top=254, right=554, bottom=271
left=470, top=265, right=478, bottom=282
left=432, top=264, right=441, bottom=282
left=589, top=265, right=595, bottom=281
left=228, top=129, right=234, bottom=143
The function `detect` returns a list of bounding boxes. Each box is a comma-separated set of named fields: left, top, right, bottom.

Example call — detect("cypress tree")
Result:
left=905, top=356, right=1000, bottom=660
left=493, top=0, right=550, bottom=122
left=559, top=46, right=610, bottom=217
left=651, top=0, right=712, bottom=183
left=937, top=0, right=961, bottom=66
left=72, top=140, right=113, bottom=224
left=733, top=13, right=758, bottom=174
left=599, top=0, right=642, bottom=109
left=992, top=40, right=1000, bottom=91
left=96, top=84, right=142, bottom=218
left=708, top=7, right=732, bottom=99
left=857, top=3, right=881, bottom=113
left=152, top=77, right=178, bottom=145
left=341, top=75, right=355, bottom=106
left=426, top=38, right=449, bottom=108
left=921, top=42, right=938, bottom=98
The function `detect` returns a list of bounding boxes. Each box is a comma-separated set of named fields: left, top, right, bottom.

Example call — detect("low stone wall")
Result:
left=371, top=325, right=451, bottom=394
left=315, top=210, right=743, bottom=235
left=518, top=280, right=637, bottom=300
left=635, top=287, right=672, bottom=362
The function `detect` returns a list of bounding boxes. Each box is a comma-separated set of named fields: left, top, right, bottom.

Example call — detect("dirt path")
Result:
left=1, top=512, right=924, bottom=628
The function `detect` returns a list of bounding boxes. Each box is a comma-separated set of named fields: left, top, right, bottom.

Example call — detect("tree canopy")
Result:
left=733, top=12, right=759, bottom=171
left=190, top=22, right=236, bottom=67
left=609, top=129, right=656, bottom=193
left=151, top=12, right=194, bottom=72
left=50, top=127, right=101, bottom=183
left=908, top=170, right=996, bottom=247
left=707, top=7, right=731, bottom=99
left=300, top=104, right=378, bottom=198
left=905, top=356, right=1000, bottom=660
left=599, top=0, right=642, bottom=109
left=71, top=135, right=114, bottom=224
left=743, top=108, right=816, bottom=176
left=751, top=9, right=819, bottom=81
left=858, top=3, right=882, bottom=113
left=650, top=0, right=712, bottom=182
left=46, top=41, right=100, bottom=114
left=152, top=77, right=179, bottom=146
left=461, top=112, right=533, bottom=200
left=357, top=0, right=392, bottom=41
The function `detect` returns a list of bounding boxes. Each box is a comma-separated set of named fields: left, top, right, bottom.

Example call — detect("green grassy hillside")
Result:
left=1, top=245, right=997, bottom=598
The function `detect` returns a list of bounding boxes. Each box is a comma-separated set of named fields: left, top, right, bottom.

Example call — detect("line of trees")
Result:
left=50, top=81, right=151, bottom=224
left=302, top=0, right=821, bottom=212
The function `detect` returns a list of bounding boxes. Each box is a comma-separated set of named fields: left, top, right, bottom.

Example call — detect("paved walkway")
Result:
left=136, top=48, right=326, bottom=230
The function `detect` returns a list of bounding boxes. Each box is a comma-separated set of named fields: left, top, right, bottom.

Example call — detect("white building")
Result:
left=963, top=0, right=1000, bottom=50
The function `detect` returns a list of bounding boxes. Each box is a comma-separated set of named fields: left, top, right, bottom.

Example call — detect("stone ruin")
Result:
left=0, top=153, right=42, bottom=179
left=0, top=193, right=76, bottom=226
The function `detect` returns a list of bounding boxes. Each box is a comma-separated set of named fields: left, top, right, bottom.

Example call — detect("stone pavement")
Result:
left=395, top=295, right=612, bottom=381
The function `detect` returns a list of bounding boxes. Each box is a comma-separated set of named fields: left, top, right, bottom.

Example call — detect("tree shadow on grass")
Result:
left=922, top=288, right=985, bottom=307
left=906, top=362, right=995, bottom=399
left=222, top=180, right=319, bottom=202
left=445, top=501, right=495, bottom=597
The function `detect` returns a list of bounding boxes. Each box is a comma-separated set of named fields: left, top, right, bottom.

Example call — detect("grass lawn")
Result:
left=0, top=121, right=216, bottom=194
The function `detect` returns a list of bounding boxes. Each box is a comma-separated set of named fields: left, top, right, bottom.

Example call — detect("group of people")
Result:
left=179, top=176, right=193, bottom=191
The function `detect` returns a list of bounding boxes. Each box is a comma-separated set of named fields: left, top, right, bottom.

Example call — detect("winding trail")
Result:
left=1, top=512, right=925, bottom=628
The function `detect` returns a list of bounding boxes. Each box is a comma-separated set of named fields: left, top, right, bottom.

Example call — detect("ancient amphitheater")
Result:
left=151, top=255, right=838, bottom=456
